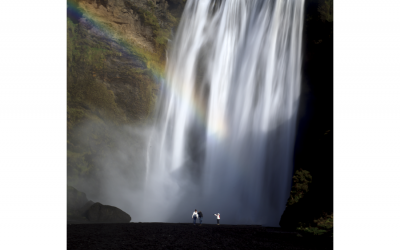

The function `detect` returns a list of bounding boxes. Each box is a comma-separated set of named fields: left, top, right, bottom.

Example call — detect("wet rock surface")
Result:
left=67, top=223, right=333, bottom=249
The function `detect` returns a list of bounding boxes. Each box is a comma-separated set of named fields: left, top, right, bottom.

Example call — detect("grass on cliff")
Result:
left=285, top=169, right=333, bottom=237
left=124, top=0, right=179, bottom=73
left=318, top=0, right=333, bottom=22
left=297, top=213, right=333, bottom=237
left=67, top=0, right=179, bottom=186
left=68, top=17, right=134, bottom=128
left=67, top=17, right=136, bottom=184
left=287, top=169, right=312, bottom=206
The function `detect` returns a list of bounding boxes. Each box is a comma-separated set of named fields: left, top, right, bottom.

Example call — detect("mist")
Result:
left=72, top=0, right=305, bottom=227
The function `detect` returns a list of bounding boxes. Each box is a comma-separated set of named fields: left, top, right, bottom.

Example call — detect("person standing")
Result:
left=192, top=209, right=198, bottom=225
left=198, top=211, right=203, bottom=226
left=214, top=213, right=220, bottom=225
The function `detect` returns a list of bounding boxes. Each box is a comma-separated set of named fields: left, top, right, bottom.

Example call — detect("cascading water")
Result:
left=144, top=0, right=304, bottom=226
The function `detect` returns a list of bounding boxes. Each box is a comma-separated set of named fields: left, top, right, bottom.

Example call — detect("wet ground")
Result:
left=67, top=223, right=333, bottom=249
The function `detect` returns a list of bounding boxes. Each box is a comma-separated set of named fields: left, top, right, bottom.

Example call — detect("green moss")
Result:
left=86, top=81, right=126, bottom=122
left=126, top=68, right=158, bottom=120
left=132, top=5, right=160, bottom=34
left=67, top=107, right=86, bottom=130
left=144, top=76, right=157, bottom=119
left=67, top=1, right=181, bottom=184
left=318, top=0, right=333, bottom=22
left=122, top=0, right=181, bottom=73
left=297, top=226, right=327, bottom=236
left=296, top=213, right=333, bottom=236
left=314, top=213, right=333, bottom=230
left=154, top=29, right=169, bottom=46
left=166, top=11, right=177, bottom=25
left=287, top=169, right=312, bottom=206
left=67, top=17, right=127, bottom=124
left=67, top=150, right=91, bottom=174
left=146, top=0, right=156, bottom=10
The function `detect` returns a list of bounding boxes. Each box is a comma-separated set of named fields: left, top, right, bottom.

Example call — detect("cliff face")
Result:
left=67, top=0, right=185, bottom=188
left=280, top=0, right=333, bottom=236
left=75, top=0, right=159, bottom=52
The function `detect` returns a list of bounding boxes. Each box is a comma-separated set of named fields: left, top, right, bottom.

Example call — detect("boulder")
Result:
left=85, top=202, right=131, bottom=223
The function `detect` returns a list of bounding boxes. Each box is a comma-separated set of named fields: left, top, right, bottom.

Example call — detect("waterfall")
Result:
left=145, top=0, right=304, bottom=226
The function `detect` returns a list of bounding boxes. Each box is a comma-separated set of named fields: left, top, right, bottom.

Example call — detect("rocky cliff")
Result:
left=280, top=0, right=333, bottom=236
left=67, top=0, right=185, bottom=189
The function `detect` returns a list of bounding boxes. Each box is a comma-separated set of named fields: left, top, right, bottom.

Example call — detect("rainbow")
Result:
left=66, top=0, right=159, bottom=72
left=67, top=0, right=227, bottom=139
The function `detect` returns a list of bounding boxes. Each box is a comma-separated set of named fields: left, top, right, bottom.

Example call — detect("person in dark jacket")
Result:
left=198, top=211, right=203, bottom=225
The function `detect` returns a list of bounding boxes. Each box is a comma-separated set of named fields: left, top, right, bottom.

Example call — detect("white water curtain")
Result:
left=145, top=0, right=304, bottom=226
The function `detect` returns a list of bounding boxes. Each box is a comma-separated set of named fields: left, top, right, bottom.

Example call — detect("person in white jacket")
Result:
left=192, top=209, right=198, bottom=225
left=214, top=213, right=220, bottom=225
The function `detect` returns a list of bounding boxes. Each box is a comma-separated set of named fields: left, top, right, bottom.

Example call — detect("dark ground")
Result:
left=67, top=223, right=333, bottom=249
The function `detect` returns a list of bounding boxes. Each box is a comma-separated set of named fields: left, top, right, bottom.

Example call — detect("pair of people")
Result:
left=191, top=209, right=203, bottom=225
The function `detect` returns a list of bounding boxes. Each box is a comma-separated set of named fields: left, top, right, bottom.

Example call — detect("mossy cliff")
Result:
left=280, top=0, right=333, bottom=237
left=67, top=0, right=185, bottom=189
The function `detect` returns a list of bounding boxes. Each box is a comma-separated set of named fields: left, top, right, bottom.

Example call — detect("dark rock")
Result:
left=279, top=190, right=318, bottom=229
left=67, top=186, right=132, bottom=224
left=78, top=200, right=95, bottom=215
left=85, top=202, right=131, bottom=223
left=280, top=0, right=333, bottom=236
left=67, top=185, right=88, bottom=210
